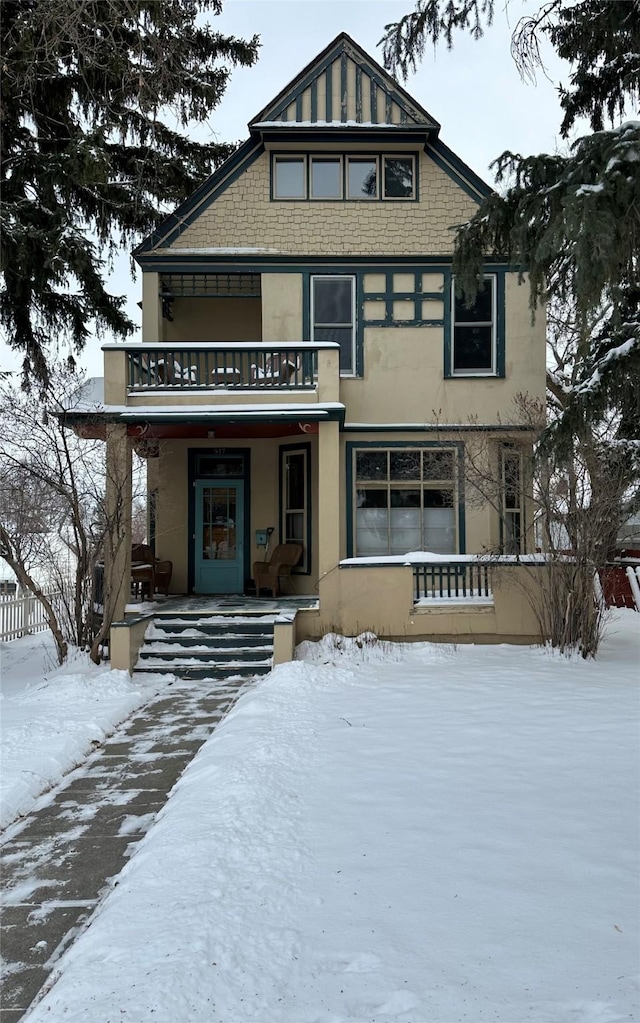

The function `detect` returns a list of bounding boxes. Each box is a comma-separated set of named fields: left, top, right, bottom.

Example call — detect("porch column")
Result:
left=104, top=424, right=133, bottom=625
left=142, top=271, right=163, bottom=342
left=317, top=420, right=341, bottom=580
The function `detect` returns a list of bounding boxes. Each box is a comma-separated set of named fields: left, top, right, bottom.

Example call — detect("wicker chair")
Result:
left=253, top=543, right=302, bottom=597
left=131, top=543, right=173, bottom=598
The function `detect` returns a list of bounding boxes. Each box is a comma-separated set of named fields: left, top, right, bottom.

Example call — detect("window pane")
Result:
left=286, top=453, right=305, bottom=509
left=390, top=450, right=420, bottom=480
left=314, top=326, right=353, bottom=371
left=453, top=325, right=493, bottom=371
left=313, top=278, right=353, bottom=324
left=423, top=506, right=455, bottom=553
left=311, top=158, right=341, bottom=198
left=454, top=279, right=493, bottom=323
left=274, top=158, right=305, bottom=198
left=423, top=450, right=455, bottom=480
left=503, top=452, right=521, bottom=508
left=197, top=456, right=244, bottom=477
left=348, top=158, right=377, bottom=198
left=389, top=490, right=420, bottom=554
left=285, top=511, right=304, bottom=544
left=504, top=511, right=522, bottom=554
left=424, top=489, right=454, bottom=508
left=384, top=157, right=414, bottom=198
left=356, top=489, right=389, bottom=556
left=356, top=451, right=387, bottom=481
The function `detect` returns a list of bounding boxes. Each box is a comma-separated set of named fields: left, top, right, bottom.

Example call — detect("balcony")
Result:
left=102, top=342, right=340, bottom=407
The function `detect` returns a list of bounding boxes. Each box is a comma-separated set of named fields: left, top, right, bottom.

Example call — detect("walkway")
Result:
left=1, top=675, right=250, bottom=1021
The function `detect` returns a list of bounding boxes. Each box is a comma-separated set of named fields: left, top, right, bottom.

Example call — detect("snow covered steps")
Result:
left=134, top=612, right=277, bottom=681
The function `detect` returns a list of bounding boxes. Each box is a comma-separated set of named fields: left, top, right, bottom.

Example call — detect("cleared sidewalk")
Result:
left=1, top=676, right=249, bottom=1021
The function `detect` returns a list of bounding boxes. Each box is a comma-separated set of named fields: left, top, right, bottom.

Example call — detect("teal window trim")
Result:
left=360, top=268, right=446, bottom=327
left=279, top=442, right=312, bottom=574
left=270, top=151, right=418, bottom=202
left=304, top=272, right=363, bottom=378
left=345, top=440, right=466, bottom=558
left=445, top=270, right=505, bottom=379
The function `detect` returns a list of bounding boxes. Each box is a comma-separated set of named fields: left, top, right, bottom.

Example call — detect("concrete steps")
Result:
left=134, top=612, right=276, bottom=681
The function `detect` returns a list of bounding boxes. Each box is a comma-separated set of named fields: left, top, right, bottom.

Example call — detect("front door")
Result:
left=195, top=481, right=244, bottom=593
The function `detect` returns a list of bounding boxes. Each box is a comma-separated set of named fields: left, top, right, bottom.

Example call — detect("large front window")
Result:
left=353, top=447, right=457, bottom=556
left=452, top=275, right=496, bottom=375
left=311, top=275, right=356, bottom=374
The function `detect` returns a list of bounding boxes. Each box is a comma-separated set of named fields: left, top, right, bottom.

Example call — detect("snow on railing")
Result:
left=126, top=345, right=318, bottom=390
left=0, top=590, right=61, bottom=642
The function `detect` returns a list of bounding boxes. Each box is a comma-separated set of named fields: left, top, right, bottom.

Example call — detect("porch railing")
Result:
left=126, top=344, right=318, bottom=391
left=413, top=562, right=493, bottom=602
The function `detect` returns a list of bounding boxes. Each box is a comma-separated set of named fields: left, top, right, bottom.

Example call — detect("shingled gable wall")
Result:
left=167, top=149, right=478, bottom=256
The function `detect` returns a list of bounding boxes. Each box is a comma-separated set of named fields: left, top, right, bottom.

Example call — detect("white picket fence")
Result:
left=0, top=590, right=62, bottom=642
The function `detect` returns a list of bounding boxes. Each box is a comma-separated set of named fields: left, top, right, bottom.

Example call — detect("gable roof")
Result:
left=134, top=33, right=492, bottom=257
left=250, top=32, right=440, bottom=131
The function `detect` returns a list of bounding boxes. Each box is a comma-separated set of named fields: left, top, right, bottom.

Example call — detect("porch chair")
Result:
left=253, top=543, right=303, bottom=597
left=250, top=352, right=299, bottom=386
left=131, top=543, right=173, bottom=598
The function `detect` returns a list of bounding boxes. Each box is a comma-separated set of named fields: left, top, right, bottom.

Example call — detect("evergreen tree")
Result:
left=382, top=0, right=640, bottom=531
left=0, top=0, right=259, bottom=385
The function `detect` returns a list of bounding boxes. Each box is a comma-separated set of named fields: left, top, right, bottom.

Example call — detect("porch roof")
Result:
left=108, top=402, right=345, bottom=424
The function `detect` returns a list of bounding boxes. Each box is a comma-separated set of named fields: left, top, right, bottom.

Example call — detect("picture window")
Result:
left=354, top=448, right=457, bottom=556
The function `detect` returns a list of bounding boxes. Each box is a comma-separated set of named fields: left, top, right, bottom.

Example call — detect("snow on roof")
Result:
left=340, top=552, right=554, bottom=566
left=112, top=401, right=344, bottom=418
left=254, top=120, right=421, bottom=129
left=158, top=247, right=282, bottom=255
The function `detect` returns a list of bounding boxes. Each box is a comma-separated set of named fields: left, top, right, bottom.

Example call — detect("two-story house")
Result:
left=71, top=34, right=546, bottom=653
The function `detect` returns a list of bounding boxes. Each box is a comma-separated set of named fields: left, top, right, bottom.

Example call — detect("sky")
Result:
left=1, top=0, right=573, bottom=381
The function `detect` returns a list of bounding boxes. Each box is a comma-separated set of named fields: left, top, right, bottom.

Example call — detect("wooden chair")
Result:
left=250, top=353, right=299, bottom=386
left=131, top=543, right=173, bottom=598
left=253, top=543, right=303, bottom=597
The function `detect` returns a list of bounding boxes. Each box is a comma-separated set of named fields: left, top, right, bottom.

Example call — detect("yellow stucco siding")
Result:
left=164, top=297, right=262, bottom=343
left=168, top=150, right=477, bottom=255
left=153, top=437, right=320, bottom=595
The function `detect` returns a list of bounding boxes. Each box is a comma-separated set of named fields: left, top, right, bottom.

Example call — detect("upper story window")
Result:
left=310, top=157, right=342, bottom=198
left=311, top=275, right=356, bottom=375
left=272, top=154, right=416, bottom=201
left=273, top=156, right=306, bottom=198
left=451, top=275, right=497, bottom=375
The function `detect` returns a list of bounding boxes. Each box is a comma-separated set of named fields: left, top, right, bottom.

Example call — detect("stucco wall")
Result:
left=169, top=149, right=477, bottom=256
left=164, top=297, right=262, bottom=343
left=153, top=437, right=319, bottom=595
left=292, top=563, right=545, bottom=644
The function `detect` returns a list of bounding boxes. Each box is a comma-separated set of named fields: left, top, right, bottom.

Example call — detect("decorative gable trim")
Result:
left=250, top=32, right=440, bottom=129
left=133, top=138, right=264, bottom=256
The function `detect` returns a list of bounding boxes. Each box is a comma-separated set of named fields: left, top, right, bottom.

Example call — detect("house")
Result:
left=68, top=34, right=547, bottom=657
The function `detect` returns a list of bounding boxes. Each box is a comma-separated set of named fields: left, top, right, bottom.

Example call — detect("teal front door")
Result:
left=195, top=481, right=244, bottom=593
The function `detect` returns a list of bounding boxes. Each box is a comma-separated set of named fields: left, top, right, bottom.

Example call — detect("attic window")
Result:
left=274, top=157, right=305, bottom=198
left=271, top=154, right=416, bottom=201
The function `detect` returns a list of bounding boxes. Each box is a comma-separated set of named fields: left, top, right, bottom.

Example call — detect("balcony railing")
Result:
left=126, top=344, right=318, bottom=391
left=413, top=562, right=493, bottom=602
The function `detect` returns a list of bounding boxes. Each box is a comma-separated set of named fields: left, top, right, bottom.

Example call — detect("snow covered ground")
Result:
left=0, top=634, right=164, bottom=829
left=6, top=610, right=636, bottom=1023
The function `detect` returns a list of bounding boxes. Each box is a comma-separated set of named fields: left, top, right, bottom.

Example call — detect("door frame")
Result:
left=188, top=448, right=251, bottom=594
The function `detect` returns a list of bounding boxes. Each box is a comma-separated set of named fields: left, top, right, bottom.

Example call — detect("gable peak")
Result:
left=249, top=32, right=440, bottom=132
